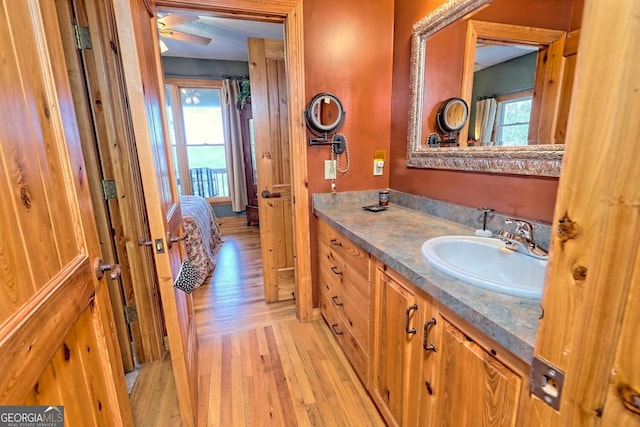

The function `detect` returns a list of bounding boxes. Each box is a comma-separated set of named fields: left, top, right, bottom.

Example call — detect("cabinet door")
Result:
left=372, top=266, right=425, bottom=426
left=435, top=319, right=522, bottom=426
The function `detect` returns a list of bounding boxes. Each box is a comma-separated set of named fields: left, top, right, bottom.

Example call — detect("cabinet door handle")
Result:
left=331, top=323, right=344, bottom=335
left=405, top=304, right=419, bottom=334
left=330, top=238, right=342, bottom=247
left=331, top=295, right=344, bottom=307
left=423, top=317, right=437, bottom=352
left=331, top=266, right=343, bottom=276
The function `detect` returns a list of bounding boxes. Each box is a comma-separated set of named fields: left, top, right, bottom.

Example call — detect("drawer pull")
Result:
left=331, top=323, right=344, bottom=335
left=423, top=317, right=437, bottom=352
left=405, top=304, right=419, bottom=335
left=331, top=266, right=343, bottom=276
left=330, top=238, right=343, bottom=247
left=331, top=295, right=344, bottom=307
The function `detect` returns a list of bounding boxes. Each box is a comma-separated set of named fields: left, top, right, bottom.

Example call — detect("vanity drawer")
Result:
left=319, top=273, right=369, bottom=350
left=319, top=243, right=370, bottom=310
left=318, top=220, right=370, bottom=283
left=320, top=291, right=369, bottom=385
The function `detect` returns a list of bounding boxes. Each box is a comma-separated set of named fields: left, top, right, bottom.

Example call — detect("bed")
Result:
left=174, top=195, right=223, bottom=293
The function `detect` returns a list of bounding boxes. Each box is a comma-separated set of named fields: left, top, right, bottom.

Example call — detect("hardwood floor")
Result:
left=130, top=216, right=384, bottom=426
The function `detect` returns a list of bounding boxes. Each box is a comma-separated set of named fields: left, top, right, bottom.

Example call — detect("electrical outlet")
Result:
left=324, top=160, right=337, bottom=180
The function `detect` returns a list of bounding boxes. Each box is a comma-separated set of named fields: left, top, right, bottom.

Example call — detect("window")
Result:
left=165, top=80, right=230, bottom=201
left=494, top=93, right=533, bottom=146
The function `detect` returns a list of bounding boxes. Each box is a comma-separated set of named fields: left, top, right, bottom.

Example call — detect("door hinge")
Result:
left=73, top=24, right=93, bottom=50
left=102, top=179, right=117, bottom=200
left=124, top=305, right=138, bottom=323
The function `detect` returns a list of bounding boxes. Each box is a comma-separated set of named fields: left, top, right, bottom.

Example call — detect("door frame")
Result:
left=156, top=0, right=313, bottom=321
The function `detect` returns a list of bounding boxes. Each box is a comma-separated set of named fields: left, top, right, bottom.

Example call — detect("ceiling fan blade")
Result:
left=158, top=13, right=198, bottom=28
left=161, top=29, right=211, bottom=46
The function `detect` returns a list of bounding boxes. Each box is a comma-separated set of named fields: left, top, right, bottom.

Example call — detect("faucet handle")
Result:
left=504, top=218, right=536, bottom=240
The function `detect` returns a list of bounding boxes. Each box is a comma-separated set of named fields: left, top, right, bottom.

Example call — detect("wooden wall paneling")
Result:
left=156, top=0, right=312, bottom=321
left=528, top=0, right=640, bottom=424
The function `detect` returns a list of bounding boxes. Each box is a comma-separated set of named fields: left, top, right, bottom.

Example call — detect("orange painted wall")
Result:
left=389, top=0, right=582, bottom=223
left=304, top=0, right=394, bottom=196
left=304, top=0, right=394, bottom=305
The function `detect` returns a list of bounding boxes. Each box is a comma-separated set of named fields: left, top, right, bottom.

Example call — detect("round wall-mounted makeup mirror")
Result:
left=436, top=97, right=469, bottom=134
left=305, top=93, right=347, bottom=153
left=305, top=93, right=345, bottom=137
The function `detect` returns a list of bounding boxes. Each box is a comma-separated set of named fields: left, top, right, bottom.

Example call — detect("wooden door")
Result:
left=55, top=0, right=167, bottom=372
left=525, top=0, right=640, bottom=424
left=112, top=0, right=198, bottom=425
left=248, top=38, right=296, bottom=302
left=529, top=35, right=567, bottom=144
left=0, top=1, right=132, bottom=424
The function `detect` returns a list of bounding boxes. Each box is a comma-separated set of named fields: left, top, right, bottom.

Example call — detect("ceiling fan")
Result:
left=157, top=14, right=212, bottom=47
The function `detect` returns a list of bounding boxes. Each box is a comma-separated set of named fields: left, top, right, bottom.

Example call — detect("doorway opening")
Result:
left=155, top=3, right=311, bottom=317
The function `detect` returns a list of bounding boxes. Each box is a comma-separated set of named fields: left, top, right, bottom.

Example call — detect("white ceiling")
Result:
left=158, top=13, right=283, bottom=62
left=158, top=13, right=536, bottom=71
left=474, top=44, right=539, bottom=71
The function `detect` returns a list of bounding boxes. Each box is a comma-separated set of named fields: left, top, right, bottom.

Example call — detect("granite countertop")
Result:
left=313, top=193, right=542, bottom=363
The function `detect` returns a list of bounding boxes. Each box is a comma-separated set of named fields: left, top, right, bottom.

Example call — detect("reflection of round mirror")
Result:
left=436, top=97, right=469, bottom=133
left=305, top=93, right=345, bottom=136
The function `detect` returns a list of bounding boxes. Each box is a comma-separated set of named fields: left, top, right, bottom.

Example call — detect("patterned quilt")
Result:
left=175, top=195, right=222, bottom=292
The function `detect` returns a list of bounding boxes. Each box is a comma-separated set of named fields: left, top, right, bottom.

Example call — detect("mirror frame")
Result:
left=406, top=0, right=564, bottom=177
left=305, top=92, right=345, bottom=137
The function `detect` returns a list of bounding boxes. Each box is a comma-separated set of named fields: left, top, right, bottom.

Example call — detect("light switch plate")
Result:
left=373, top=160, right=384, bottom=176
left=324, top=160, right=337, bottom=180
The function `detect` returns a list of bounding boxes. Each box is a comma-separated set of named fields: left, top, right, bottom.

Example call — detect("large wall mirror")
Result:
left=406, top=0, right=583, bottom=176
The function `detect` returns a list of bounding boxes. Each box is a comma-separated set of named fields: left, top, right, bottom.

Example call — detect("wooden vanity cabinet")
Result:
left=373, top=261, right=529, bottom=427
left=317, top=219, right=372, bottom=386
left=430, top=314, right=523, bottom=426
left=372, top=262, right=438, bottom=427
left=316, top=221, right=528, bottom=426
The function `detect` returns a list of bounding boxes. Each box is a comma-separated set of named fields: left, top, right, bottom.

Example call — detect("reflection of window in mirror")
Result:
left=494, top=91, right=533, bottom=146
left=469, top=44, right=537, bottom=145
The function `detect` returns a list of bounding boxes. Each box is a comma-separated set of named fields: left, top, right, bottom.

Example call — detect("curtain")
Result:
left=221, top=79, right=248, bottom=212
left=475, top=98, right=498, bottom=146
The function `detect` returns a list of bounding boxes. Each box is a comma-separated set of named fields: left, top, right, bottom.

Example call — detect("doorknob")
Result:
left=94, top=258, right=122, bottom=280
left=167, top=232, right=187, bottom=248
left=261, top=189, right=282, bottom=199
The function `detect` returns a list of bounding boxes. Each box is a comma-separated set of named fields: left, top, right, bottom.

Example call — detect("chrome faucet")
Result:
left=498, top=218, right=549, bottom=260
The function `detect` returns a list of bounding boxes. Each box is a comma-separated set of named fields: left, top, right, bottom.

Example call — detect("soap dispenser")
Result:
left=475, top=207, right=494, bottom=237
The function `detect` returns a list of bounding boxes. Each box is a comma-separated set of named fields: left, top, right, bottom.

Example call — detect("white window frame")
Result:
left=165, top=78, right=231, bottom=204
left=493, top=90, right=533, bottom=146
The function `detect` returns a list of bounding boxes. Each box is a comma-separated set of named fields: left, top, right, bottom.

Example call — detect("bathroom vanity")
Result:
left=314, top=191, right=544, bottom=426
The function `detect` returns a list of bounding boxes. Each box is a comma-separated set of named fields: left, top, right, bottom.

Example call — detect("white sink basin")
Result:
left=421, top=236, right=547, bottom=299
